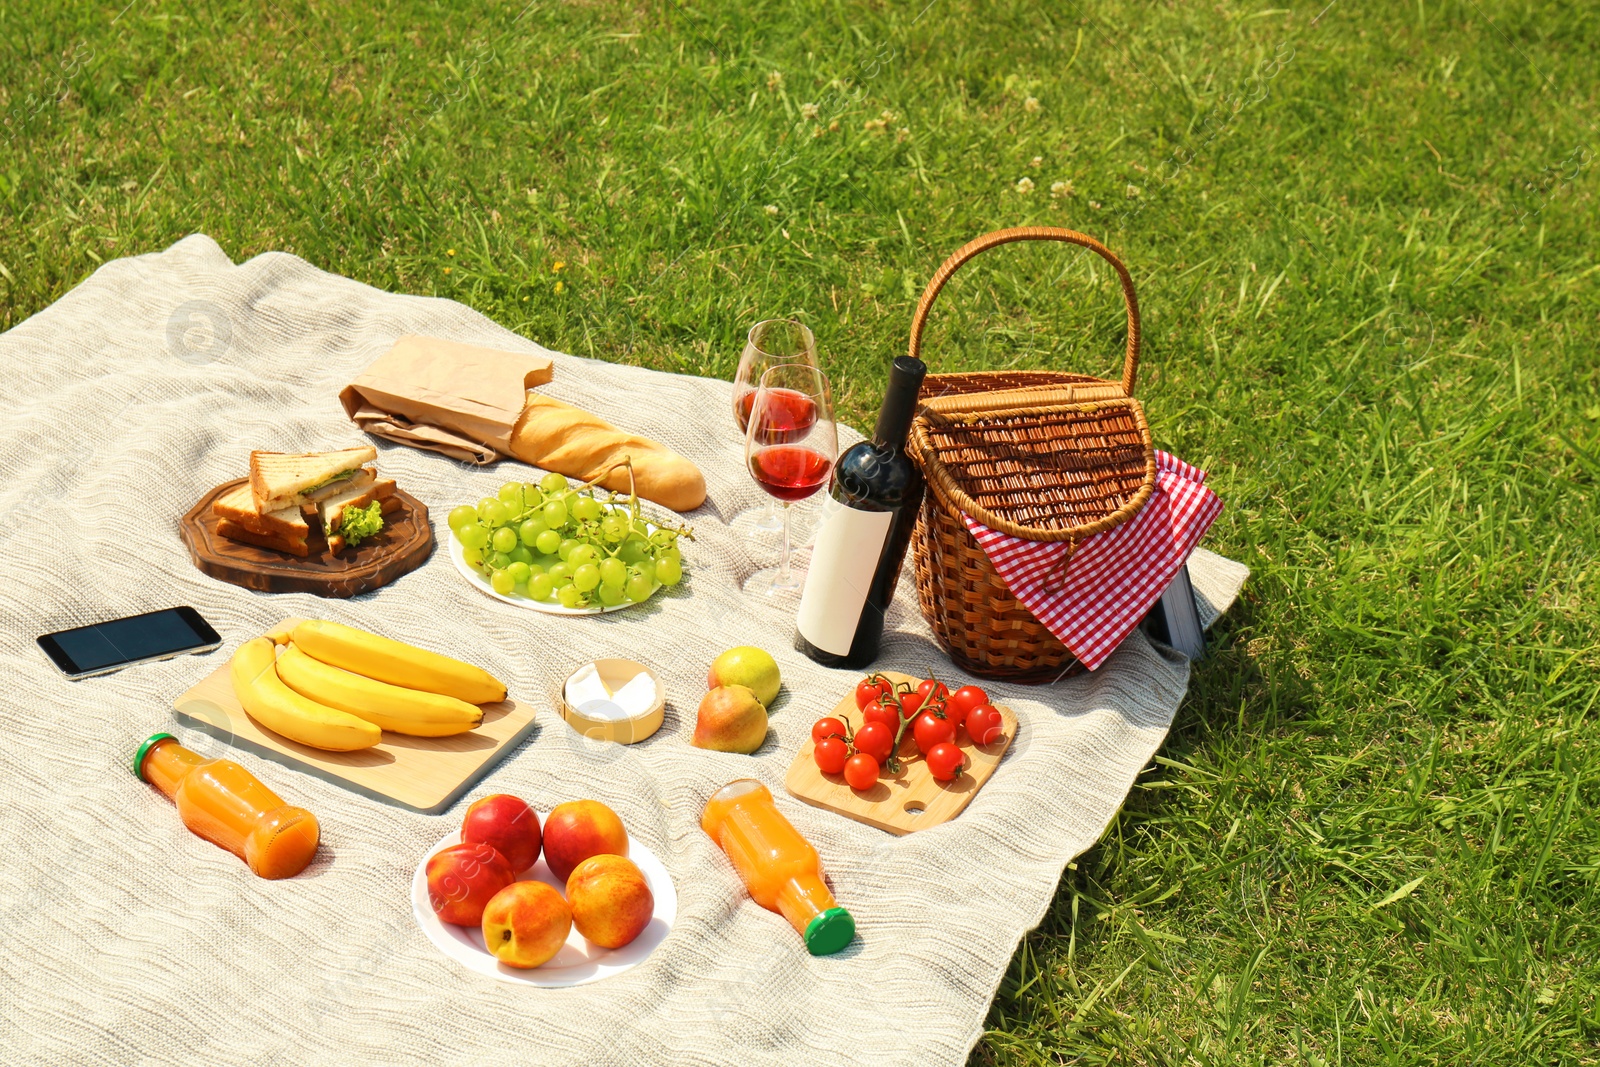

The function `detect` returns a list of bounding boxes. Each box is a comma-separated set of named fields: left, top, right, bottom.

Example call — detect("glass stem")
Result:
left=777, top=503, right=792, bottom=585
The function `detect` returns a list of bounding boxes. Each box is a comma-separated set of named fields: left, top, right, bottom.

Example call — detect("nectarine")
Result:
left=542, top=799, right=628, bottom=883
left=461, top=794, right=542, bottom=874
left=426, top=842, right=515, bottom=926
left=482, top=881, right=571, bottom=969
left=567, top=854, right=654, bottom=949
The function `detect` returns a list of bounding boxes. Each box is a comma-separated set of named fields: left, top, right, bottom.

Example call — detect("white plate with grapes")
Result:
left=445, top=473, right=687, bottom=615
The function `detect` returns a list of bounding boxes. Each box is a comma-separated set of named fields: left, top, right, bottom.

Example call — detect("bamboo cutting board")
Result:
left=172, top=619, right=538, bottom=814
left=784, top=672, right=1017, bottom=835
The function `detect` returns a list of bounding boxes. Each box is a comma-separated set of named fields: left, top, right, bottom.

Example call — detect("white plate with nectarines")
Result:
left=412, top=796, right=677, bottom=987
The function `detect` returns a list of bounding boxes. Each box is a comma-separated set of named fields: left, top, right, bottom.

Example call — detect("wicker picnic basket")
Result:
left=906, top=227, right=1156, bottom=682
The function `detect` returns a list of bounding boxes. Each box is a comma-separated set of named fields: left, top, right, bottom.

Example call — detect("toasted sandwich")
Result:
left=321, top=479, right=399, bottom=555
left=213, top=484, right=313, bottom=556
left=249, top=446, right=378, bottom=513
left=215, top=518, right=312, bottom=557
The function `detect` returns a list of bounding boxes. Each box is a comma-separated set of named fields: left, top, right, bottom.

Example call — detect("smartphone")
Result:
left=37, top=607, right=222, bottom=680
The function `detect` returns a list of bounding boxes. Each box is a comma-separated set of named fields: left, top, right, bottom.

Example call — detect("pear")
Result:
left=691, top=685, right=769, bottom=754
left=706, top=646, right=781, bottom=708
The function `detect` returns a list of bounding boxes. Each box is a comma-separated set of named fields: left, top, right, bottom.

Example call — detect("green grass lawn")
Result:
left=5, top=1, right=1598, bottom=1062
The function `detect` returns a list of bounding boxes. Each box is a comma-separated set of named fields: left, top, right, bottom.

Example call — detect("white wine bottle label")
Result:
left=797, top=495, right=894, bottom=656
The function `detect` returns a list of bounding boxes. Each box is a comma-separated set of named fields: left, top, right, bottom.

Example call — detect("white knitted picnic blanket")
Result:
left=0, top=235, right=1247, bottom=1067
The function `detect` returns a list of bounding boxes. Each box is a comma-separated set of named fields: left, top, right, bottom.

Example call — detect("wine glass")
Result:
left=744, top=364, right=837, bottom=594
left=734, top=319, right=818, bottom=531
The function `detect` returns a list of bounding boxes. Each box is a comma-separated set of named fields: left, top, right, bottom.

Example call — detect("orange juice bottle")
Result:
left=133, top=733, right=320, bottom=880
left=701, top=779, right=854, bottom=955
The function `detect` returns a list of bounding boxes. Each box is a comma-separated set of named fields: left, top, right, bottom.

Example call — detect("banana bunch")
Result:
left=232, top=638, right=381, bottom=752
left=229, top=620, right=505, bottom=752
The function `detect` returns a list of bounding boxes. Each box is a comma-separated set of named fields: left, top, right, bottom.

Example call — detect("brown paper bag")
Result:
left=339, top=335, right=554, bottom=464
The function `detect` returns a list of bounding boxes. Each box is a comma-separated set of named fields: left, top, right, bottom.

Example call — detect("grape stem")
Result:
left=573, top=456, right=696, bottom=543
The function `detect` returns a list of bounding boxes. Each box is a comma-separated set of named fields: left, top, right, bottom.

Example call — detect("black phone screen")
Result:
left=37, top=607, right=221, bottom=677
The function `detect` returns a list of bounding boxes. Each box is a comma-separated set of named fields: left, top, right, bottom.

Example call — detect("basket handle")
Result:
left=907, top=226, right=1143, bottom=396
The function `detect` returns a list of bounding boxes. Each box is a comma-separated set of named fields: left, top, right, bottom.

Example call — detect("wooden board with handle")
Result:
left=179, top=478, right=435, bottom=599
left=784, top=671, right=1017, bottom=834
left=172, top=619, right=538, bottom=814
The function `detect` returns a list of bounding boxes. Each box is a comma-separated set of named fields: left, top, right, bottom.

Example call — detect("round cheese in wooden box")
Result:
left=557, top=658, right=664, bottom=745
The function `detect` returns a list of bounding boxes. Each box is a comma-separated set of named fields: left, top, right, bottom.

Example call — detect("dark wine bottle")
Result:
left=795, top=355, right=927, bottom=669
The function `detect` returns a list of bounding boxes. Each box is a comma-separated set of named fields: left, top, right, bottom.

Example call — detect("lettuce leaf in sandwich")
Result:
left=329, top=500, right=384, bottom=547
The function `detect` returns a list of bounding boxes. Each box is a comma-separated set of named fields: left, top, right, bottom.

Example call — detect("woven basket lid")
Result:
left=912, top=395, right=1155, bottom=542
left=905, top=227, right=1157, bottom=545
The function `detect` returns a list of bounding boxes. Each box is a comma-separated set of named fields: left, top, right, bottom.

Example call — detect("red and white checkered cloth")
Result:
left=962, top=451, right=1223, bottom=670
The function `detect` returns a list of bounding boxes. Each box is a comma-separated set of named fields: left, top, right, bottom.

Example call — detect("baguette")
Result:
left=509, top=393, right=706, bottom=512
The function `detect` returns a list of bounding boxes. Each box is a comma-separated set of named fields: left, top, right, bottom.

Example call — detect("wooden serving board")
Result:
left=784, top=671, right=1017, bottom=835
left=171, top=619, right=538, bottom=814
left=179, top=478, right=434, bottom=599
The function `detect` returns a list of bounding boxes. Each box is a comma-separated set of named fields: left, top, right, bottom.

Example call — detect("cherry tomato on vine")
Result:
left=853, top=721, right=895, bottom=763
left=913, top=709, right=957, bottom=756
left=947, top=685, right=989, bottom=724
left=843, top=752, right=880, bottom=791
left=814, top=736, right=849, bottom=775
left=925, top=742, right=964, bottom=782
left=862, top=697, right=901, bottom=736
left=855, top=675, right=895, bottom=710
left=965, top=704, right=1003, bottom=745
left=812, top=716, right=849, bottom=745
left=902, top=678, right=949, bottom=717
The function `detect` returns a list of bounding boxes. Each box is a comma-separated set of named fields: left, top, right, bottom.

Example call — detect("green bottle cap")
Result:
left=803, top=907, right=855, bottom=956
left=132, top=733, right=176, bottom=782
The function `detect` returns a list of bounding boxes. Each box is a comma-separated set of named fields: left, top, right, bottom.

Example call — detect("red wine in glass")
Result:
left=744, top=362, right=838, bottom=594
left=735, top=388, right=754, bottom=433
left=733, top=321, right=818, bottom=428
left=739, top=388, right=818, bottom=443
left=734, top=321, right=818, bottom=533
left=750, top=444, right=832, bottom=502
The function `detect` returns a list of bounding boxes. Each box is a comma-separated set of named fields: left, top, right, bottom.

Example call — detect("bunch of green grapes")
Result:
left=446, top=472, right=687, bottom=610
